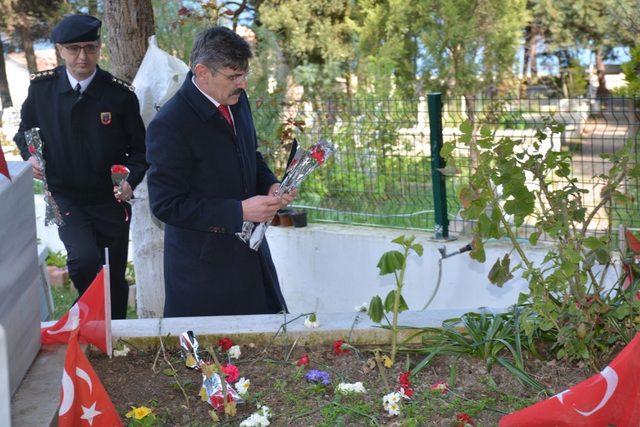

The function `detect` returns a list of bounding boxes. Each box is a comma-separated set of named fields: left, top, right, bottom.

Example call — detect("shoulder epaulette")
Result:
left=110, top=76, right=135, bottom=92
left=29, top=69, right=56, bottom=82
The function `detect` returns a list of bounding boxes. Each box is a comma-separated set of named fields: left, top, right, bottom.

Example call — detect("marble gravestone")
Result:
left=0, top=162, right=41, bottom=395
left=0, top=325, right=10, bottom=425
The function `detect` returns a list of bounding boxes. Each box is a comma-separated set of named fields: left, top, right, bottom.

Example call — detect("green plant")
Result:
left=46, top=250, right=67, bottom=268
left=442, top=119, right=640, bottom=369
left=367, top=235, right=423, bottom=364
left=410, top=309, right=546, bottom=391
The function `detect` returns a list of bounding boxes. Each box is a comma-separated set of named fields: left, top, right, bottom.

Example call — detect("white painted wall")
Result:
left=268, top=224, right=543, bottom=313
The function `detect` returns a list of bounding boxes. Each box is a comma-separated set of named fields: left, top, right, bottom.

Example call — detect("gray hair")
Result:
left=189, top=26, right=252, bottom=72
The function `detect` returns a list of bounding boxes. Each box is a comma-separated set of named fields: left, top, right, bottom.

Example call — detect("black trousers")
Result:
left=54, top=193, right=130, bottom=319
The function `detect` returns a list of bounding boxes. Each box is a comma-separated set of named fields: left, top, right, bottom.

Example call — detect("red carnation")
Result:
left=221, top=364, right=240, bottom=383
left=398, top=371, right=411, bottom=388
left=28, top=146, right=36, bottom=155
left=218, top=337, right=234, bottom=352
left=110, top=164, right=129, bottom=175
left=296, top=354, right=310, bottom=366
left=333, top=339, right=351, bottom=356
left=310, top=147, right=325, bottom=165
left=455, top=413, right=476, bottom=426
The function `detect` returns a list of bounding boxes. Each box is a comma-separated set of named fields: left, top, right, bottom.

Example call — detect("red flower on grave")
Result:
left=221, top=364, right=240, bottom=383
left=430, top=380, right=449, bottom=394
left=296, top=354, right=310, bottom=366
left=333, top=340, right=350, bottom=356
left=455, top=413, right=476, bottom=426
left=398, top=371, right=414, bottom=397
left=310, top=146, right=326, bottom=165
left=218, top=337, right=234, bottom=352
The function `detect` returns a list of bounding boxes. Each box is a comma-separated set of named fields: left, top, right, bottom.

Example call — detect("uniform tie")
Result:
left=73, top=83, right=82, bottom=99
left=217, top=104, right=234, bottom=133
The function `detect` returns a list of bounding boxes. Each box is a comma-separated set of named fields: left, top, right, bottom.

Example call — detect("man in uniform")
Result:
left=13, top=14, right=147, bottom=319
left=146, top=27, right=295, bottom=317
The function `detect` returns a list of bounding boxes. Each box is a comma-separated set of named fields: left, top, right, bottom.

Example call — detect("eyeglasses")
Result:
left=210, top=67, right=250, bottom=83
left=62, top=44, right=100, bottom=56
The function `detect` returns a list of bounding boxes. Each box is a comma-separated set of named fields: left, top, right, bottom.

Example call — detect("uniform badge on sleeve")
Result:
left=100, top=112, right=112, bottom=125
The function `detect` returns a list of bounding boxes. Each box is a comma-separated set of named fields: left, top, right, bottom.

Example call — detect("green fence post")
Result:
left=428, top=93, right=450, bottom=240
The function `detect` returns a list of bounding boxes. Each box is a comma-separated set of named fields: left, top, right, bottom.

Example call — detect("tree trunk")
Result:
left=522, top=25, right=532, bottom=82
left=0, top=38, right=13, bottom=108
left=18, top=26, right=38, bottom=74
left=103, top=0, right=155, bottom=81
left=595, top=47, right=609, bottom=99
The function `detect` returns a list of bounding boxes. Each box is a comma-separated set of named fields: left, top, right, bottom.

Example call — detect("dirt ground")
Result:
left=90, top=339, right=591, bottom=426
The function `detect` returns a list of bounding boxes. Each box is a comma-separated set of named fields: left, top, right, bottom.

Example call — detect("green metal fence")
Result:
left=252, top=96, right=640, bottom=238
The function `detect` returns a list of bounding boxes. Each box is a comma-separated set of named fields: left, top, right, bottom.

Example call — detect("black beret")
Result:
left=51, top=14, right=101, bottom=44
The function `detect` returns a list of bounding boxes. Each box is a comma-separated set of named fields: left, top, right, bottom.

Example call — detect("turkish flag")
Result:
left=42, top=269, right=111, bottom=354
left=623, top=230, right=640, bottom=290
left=58, top=331, right=122, bottom=427
left=499, top=333, right=640, bottom=426
left=0, top=148, right=10, bottom=181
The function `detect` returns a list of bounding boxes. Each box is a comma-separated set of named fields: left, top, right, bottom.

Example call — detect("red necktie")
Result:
left=217, top=104, right=234, bottom=133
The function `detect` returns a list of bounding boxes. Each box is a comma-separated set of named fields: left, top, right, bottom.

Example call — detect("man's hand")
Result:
left=28, top=156, right=44, bottom=180
left=113, top=181, right=133, bottom=202
left=242, top=195, right=282, bottom=222
left=268, top=183, right=298, bottom=207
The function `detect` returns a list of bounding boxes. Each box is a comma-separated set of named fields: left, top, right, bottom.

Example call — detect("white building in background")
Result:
left=588, top=63, right=628, bottom=97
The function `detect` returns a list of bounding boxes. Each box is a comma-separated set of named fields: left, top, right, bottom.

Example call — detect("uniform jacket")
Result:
left=14, top=66, right=147, bottom=202
left=146, top=72, right=287, bottom=317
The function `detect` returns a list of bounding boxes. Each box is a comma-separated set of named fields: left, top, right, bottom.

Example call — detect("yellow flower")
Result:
left=126, top=406, right=152, bottom=420
left=382, top=355, right=393, bottom=368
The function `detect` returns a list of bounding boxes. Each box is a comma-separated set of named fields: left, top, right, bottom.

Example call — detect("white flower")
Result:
left=228, top=345, right=242, bottom=359
left=304, top=313, right=320, bottom=328
left=239, top=413, right=270, bottom=427
left=236, top=377, right=251, bottom=396
left=336, top=382, right=367, bottom=395
left=386, top=401, right=400, bottom=416
left=240, top=405, right=271, bottom=427
left=355, top=302, right=368, bottom=312
left=382, top=391, right=402, bottom=416
left=113, top=345, right=130, bottom=357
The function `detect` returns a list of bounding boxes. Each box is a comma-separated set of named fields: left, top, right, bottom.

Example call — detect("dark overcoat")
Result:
left=146, top=72, right=287, bottom=317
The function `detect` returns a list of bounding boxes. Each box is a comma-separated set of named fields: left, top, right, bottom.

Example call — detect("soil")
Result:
left=90, top=341, right=589, bottom=426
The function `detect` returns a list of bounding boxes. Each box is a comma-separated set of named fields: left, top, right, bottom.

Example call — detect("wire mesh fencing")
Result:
left=252, top=96, right=640, bottom=238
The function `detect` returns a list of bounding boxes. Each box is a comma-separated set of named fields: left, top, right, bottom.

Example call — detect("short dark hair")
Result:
left=189, top=26, right=252, bottom=72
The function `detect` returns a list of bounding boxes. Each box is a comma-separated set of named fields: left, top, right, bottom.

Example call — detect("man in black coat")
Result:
left=13, top=14, right=147, bottom=319
left=146, top=27, right=295, bottom=317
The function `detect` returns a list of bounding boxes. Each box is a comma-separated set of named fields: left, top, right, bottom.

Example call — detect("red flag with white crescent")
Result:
left=499, top=333, right=640, bottom=426
left=0, top=148, right=10, bottom=181
left=42, top=269, right=110, bottom=354
left=58, top=331, right=122, bottom=427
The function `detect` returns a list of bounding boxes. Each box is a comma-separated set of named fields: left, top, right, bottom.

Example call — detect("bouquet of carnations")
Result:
left=110, top=164, right=129, bottom=196
left=237, top=140, right=335, bottom=250
left=25, top=128, right=64, bottom=226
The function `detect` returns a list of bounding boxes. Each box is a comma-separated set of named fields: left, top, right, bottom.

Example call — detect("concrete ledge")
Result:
left=11, top=345, right=67, bottom=427
left=105, top=308, right=504, bottom=348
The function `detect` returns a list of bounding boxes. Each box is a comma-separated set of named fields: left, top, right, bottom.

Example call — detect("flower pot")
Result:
left=290, top=210, right=307, bottom=228
left=277, top=209, right=293, bottom=227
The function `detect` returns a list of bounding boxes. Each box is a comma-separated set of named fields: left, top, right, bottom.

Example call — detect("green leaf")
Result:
left=367, top=296, right=384, bottom=323
left=440, top=141, right=456, bottom=158
left=583, top=236, right=603, bottom=250
left=488, top=254, right=514, bottom=287
left=385, top=291, right=396, bottom=312
left=377, top=250, right=404, bottom=275
left=397, top=294, right=409, bottom=313
left=594, top=248, right=610, bottom=264
left=411, top=243, right=424, bottom=257
left=470, top=237, right=486, bottom=263
left=480, top=125, right=492, bottom=137
left=460, top=120, right=473, bottom=134
left=529, top=231, right=540, bottom=245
